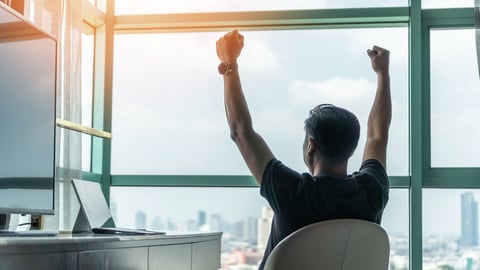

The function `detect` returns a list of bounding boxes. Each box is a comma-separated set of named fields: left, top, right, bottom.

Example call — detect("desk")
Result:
left=0, top=231, right=221, bottom=270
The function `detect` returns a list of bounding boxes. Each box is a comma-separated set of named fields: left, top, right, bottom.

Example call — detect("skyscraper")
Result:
left=150, top=216, right=164, bottom=231
left=198, top=210, right=206, bottom=229
left=243, top=216, right=258, bottom=243
left=135, top=210, right=147, bottom=230
left=460, top=192, right=478, bottom=246
left=210, top=214, right=223, bottom=232
left=258, top=206, right=274, bottom=249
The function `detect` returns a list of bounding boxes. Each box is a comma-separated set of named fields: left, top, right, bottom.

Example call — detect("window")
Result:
left=423, top=189, right=480, bottom=269
left=111, top=28, right=408, bottom=176
left=430, top=29, right=480, bottom=168
left=96, top=2, right=479, bottom=269
left=422, top=0, right=474, bottom=9
left=111, top=187, right=409, bottom=270
left=115, top=0, right=407, bottom=15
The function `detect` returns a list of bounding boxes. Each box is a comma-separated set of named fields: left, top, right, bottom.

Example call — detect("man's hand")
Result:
left=367, top=46, right=390, bottom=75
left=216, top=29, right=244, bottom=64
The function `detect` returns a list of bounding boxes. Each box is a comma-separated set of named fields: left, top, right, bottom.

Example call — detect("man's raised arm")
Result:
left=363, top=46, right=391, bottom=169
left=216, top=30, right=274, bottom=184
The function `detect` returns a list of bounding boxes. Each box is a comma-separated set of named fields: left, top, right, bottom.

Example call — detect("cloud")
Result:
left=346, top=28, right=409, bottom=69
left=286, top=76, right=408, bottom=174
left=431, top=108, right=480, bottom=167
left=240, top=37, right=280, bottom=73
left=288, top=77, right=376, bottom=107
left=430, top=29, right=479, bottom=85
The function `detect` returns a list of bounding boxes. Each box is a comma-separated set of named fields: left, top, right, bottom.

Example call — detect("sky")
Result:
left=79, top=2, right=480, bottom=240
left=110, top=28, right=409, bottom=175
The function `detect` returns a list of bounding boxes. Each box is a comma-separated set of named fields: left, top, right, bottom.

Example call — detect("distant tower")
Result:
left=135, top=210, right=147, bottom=230
left=210, top=214, right=222, bottom=232
left=460, top=192, right=478, bottom=246
left=243, top=216, right=258, bottom=243
left=186, top=219, right=197, bottom=231
left=198, top=210, right=206, bottom=229
left=150, top=216, right=164, bottom=231
left=258, top=206, right=274, bottom=249
left=166, top=218, right=177, bottom=231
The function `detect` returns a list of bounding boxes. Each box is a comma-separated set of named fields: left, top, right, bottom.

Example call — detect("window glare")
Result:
left=422, top=0, right=473, bottom=9
left=111, top=28, right=408, bottom=176
left=430, top=29, right=480, bottom=167
left=115, top=0, right=407, bottom=15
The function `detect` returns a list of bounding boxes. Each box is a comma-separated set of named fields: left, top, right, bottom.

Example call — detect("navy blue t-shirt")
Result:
left=258, top=158, right=389, bottom=270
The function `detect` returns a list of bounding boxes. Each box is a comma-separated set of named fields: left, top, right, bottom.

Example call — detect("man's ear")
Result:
left=307, top=137, right=317, bottom=156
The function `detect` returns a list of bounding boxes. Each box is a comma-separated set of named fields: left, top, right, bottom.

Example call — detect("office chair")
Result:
left=263, top=219, right=390, bottom=270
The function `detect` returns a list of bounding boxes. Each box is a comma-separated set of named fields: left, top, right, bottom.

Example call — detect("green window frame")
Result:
left=80, top=1, right=478, bottom=269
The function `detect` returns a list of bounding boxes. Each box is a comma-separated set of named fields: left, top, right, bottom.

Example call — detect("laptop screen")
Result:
left=71, top=179, right=116, bottom=229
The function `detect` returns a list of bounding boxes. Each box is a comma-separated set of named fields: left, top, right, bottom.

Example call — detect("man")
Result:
left=216, top=29, right=391, bottom=269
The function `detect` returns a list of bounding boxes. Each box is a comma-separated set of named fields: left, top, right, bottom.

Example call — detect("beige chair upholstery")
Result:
left=263, top=219, right=390, bottom=270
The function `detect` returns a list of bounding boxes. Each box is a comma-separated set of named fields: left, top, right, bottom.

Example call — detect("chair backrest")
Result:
left=263, top=219, right=390, bottom=270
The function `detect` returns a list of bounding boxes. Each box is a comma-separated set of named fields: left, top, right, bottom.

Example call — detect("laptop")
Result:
left=71, top=178, right=165, bottom=235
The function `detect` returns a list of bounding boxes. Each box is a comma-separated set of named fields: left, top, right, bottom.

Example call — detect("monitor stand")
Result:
left=0, top=214, right=58, bottom=236
left=0, top=214, right=16, bottom=236
left=0, top=214, right=11, bottom=230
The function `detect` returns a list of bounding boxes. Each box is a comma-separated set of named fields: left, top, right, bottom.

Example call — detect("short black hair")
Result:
left=304, top=104, right=360, bottom=162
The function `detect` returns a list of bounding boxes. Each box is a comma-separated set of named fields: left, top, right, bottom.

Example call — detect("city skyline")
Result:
left=113, top=191, right=480, bottom=269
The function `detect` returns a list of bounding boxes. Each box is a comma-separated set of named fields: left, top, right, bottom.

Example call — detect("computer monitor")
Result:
left=0, top=3, right=56, bottom=225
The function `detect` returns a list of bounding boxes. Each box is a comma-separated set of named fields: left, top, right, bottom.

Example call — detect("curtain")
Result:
left=27, top=0, right=83, bottom=231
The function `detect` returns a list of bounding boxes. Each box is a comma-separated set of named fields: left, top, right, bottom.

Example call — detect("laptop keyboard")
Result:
left=92, top=227, right=166, bottom=235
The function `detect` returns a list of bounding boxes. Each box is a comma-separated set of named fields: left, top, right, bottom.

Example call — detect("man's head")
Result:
left=303, top=104, right=360, bottom=165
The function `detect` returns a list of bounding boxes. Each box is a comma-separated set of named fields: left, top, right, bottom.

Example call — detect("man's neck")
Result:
left=312, top=160, right=348, bottom=177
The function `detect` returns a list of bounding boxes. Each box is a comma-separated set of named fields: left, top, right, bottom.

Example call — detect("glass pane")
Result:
left=115, top=0, right=407, bottom=15
left=424, top=189, right=480, bottom=269
left=430, top=29, right=480, bottom=168
left=422, top=0, right=473, bottom=9
left=112, top=28, right=408, bottom=175
left=111, top=187, right=408, bottom=270
left=81, top=24, right=94, bottom=172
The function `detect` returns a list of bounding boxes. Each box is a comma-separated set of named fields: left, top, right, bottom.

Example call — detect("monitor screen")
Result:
left=0, top=5, right=56, bottom=214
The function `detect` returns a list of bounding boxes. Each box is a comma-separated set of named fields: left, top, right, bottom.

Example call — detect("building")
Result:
left=135, top=210, right=147, bottom=230
left=257, top=206, right=274, bottom=249
left=460, top=192, right=479, bottom=246
left=243, top=216, right=258, bottom=243
left=198, top=210, right=207, bottom=229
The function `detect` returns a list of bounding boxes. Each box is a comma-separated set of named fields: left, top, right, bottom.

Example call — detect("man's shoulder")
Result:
left=356, top=159, right=389, bottom=188
left=262, top=158, right=302, bottom=181
left=357, top=159, right=387, bottom=176
left=360, top=159, right=386, bottom=170
left=261, top=158, right=305, bottom=194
